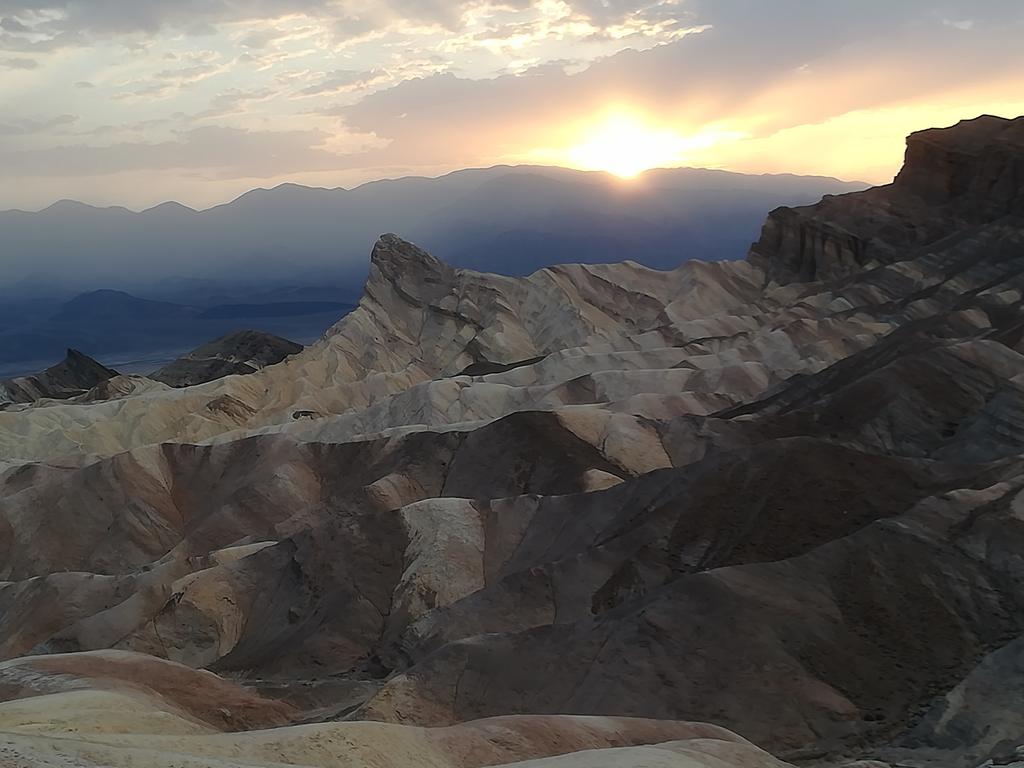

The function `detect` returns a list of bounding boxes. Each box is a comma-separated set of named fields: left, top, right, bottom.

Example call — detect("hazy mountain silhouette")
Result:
left=0, top=165, right=865, bottom=291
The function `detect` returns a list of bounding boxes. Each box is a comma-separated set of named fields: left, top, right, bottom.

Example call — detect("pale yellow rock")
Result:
left=0, top=235, right=893, bottom=464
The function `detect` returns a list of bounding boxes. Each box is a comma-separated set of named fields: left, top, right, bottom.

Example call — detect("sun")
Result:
left=559, top=111, right=746, bottom=178
left=565, top=113, right=684, bottom=178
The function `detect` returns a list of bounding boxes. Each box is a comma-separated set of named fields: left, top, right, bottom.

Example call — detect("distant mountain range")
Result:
left=0, top=165, right=866, bottom=292
left=0, top=164, right=864, bottom=369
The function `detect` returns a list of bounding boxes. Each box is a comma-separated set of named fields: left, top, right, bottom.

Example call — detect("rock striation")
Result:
left=749, top=114, right=1024, bottom=283
left=2, top=116, right=1024, bottom=768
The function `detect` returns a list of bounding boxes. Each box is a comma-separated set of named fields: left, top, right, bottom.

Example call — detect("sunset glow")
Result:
left=565, top=113, right=684, bottom=177
left=1, top=0, right=1023, bottom=208
left=551, top=112, right=747, bottom=178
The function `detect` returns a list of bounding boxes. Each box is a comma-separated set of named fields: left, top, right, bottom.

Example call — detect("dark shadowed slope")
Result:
left=151, top=330, right=303, bottom=387
left=0, top=348, right=118, bottom=405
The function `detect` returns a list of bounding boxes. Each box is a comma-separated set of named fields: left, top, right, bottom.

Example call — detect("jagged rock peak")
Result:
left=749, top=114, right=1024, bottom=285
left=61, top=348, right=118, bottom=374
left=371, top=233, right=449, bottom=274
left=0, top=348, right=119, bottom=405
left=46, top=348, right=120, bottom=392
left=366, top=233, right=457, bottom=304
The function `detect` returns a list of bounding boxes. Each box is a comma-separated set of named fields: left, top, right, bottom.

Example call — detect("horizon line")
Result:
left=0, top=163, right=870, bottom=216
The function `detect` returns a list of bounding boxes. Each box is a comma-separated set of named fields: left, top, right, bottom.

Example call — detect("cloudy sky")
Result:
left=2, top=0, right=1023, bottom=210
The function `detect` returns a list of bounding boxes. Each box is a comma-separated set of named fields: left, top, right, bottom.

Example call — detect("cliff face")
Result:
left=750, top=115, right=1024, bottom=284
left=896, top=114, right=1024, bottom=210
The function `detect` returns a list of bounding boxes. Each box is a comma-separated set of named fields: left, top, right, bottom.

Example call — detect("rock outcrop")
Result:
left=749, top=114, right=1024, bottom=283
left=0, top=348, right=118, bottom=405
left=150, top=329, right=303, bottom=387
left=3, top=116, right=1024, bottom=768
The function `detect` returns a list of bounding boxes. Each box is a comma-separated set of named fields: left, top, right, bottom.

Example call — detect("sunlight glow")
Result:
left=562, top=112, right=746, bottom=178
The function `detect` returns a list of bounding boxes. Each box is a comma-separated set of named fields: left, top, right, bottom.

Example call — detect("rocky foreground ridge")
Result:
left=0, top=348, right=118, bottom=405
left=1, top=115, right=1024, bottom=768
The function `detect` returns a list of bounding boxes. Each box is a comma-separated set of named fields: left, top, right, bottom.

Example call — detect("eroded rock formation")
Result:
left=2, top=116, right=1024, bottom=768
left=151, top=329, right=303, bottom=387
left=0, top=348, right=118, bottom=405
left=749, top=114, right=1024, bottom=283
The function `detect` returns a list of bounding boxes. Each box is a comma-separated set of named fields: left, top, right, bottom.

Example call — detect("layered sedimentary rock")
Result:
left=749, top=114, right=1024, bottom=283
left=2, top=116, right=1024, bottom=768
left=0, top=233, right=883, bottom=462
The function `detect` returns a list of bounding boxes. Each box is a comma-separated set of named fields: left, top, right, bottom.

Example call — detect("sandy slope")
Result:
left=0, top=654, right=788, bottom=768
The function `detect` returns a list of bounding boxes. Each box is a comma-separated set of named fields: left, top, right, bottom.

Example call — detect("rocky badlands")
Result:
left=1, top=115, right=1024, bottom=767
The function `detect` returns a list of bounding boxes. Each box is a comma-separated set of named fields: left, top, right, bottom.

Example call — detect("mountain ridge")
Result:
left=4, top=165, right=866, bottom=216
left=151, top=329, right=304, bottom=387
left=2, top=116, right=1024, bottom=768
left=0, top=164, right=866, bottom=290
left=0, top=348, right=119, bottom=405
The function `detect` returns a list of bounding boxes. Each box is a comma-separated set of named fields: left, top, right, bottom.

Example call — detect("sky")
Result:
left=1, top=0, right=1023, bottom=211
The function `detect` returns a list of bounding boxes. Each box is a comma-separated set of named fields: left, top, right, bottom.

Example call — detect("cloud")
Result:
left=0, top=54, right=35, bottom=67
left=298, top=68, right=388, bottom=96
left=0, top=0, right=331, bottom=37
left=0, top=0, right=694, bottom=52
left=0, top=125, right=357, bottom=178
left=0, top=15, right=28, bottom=31
left=238, top=26, right=286, bottom=48
left=333, top=0, right=1024, bottom=169
left=110, top=56, right=230, bottom=101
left=0, top=113, right=76, bottom=135
left=0, top=0, right=462, bottom=46
left=2, top=0, right=1023, bottom=209
left=943, top=18, right=975, bottom=30
left=564, top=0, right=693, bottom=31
